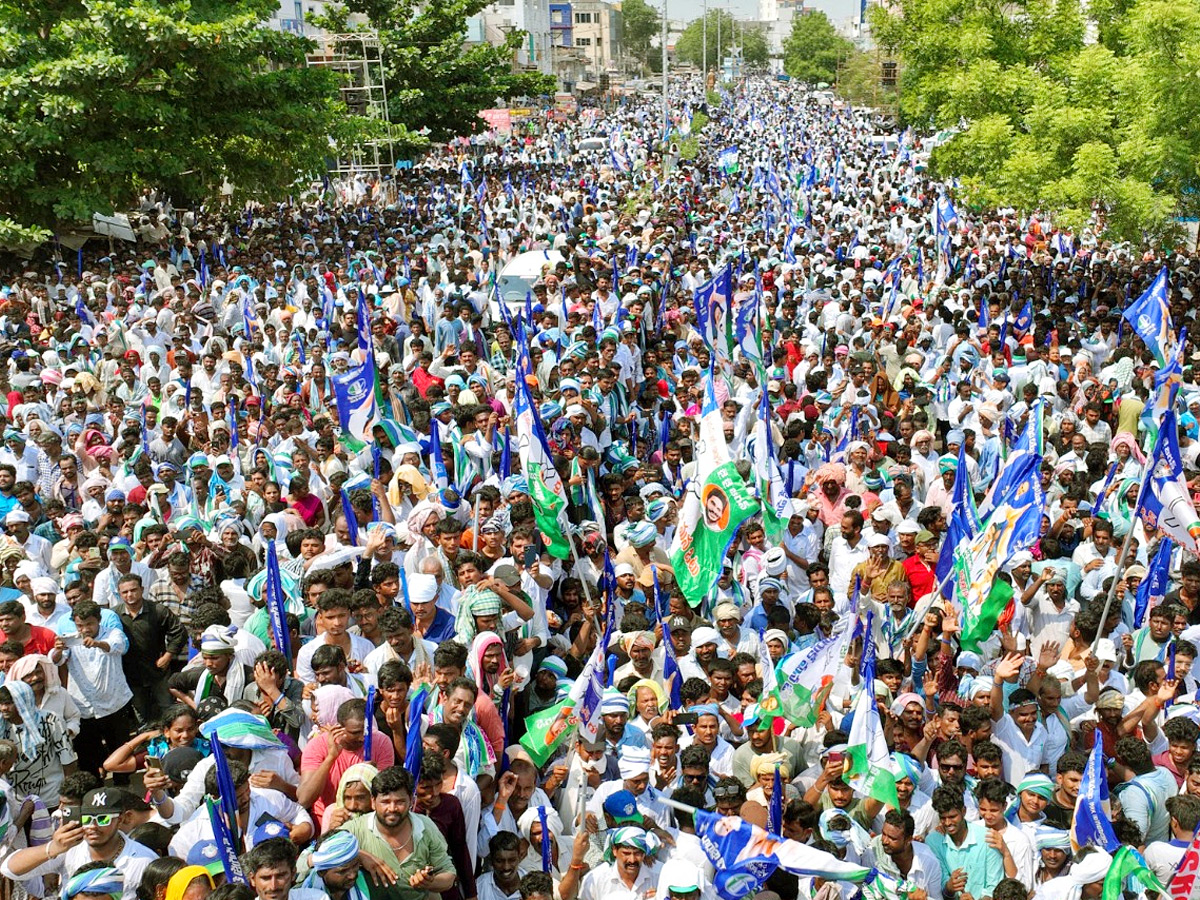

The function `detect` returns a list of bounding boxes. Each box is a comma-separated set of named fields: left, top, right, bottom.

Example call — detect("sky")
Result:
left=662, top=0, right=859, bottom=29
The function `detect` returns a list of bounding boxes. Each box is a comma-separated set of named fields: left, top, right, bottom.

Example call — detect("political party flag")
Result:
left=264, top=542, right=291, bottom=661
left=519, top=696, right=576, bottom=767
left=340, top=489, right=359, bottom=546
left=753, top=388, right=788, bottom=541
left=513, top=354, right=570, bottom=560
left=718, top=146, right=740, bottom=174
left=1135, top=537, right=1174, bottom=628
left=429, top=417, right=451, bottom=491
left=669, top=368, right=760, bottom=606
left=538, top=806, right=552, bottom=873
left=955, top=452, right=1044, bottom=651
left=1168, top=821, right=1200, bottom=900
left=768, top=765, right=783, bottom=836
left=204, top=797, right=248, bottom=884
left=1138, top=409, right=1200, bottom=555
left=936, top=442, right=981, bottom=599
left=767, top=635, right=841, bottom=727
left=568, top=639, right=607, bottom=741
left=1123, top=265, right=1174, bottom=365
left=363, top=686, right=376, bottom=762
left=1103, top=846, right=1166, bottom=900
left=1071, top=740, right=1120, bottom=852
left=209, top=733, right=242, bottom=849
left=979, top=400, right=1044, bottom=521
left=694, top=810, right=871, bottom=900
left=845, top=673, right=900, bottom=810
left=1014, top=294, right=1034, bottom=334
left=331, top=357, right=379, bottom=442
left=662, top=618, right=684, bottom=709
left=403, top=684, right=429, bottom=781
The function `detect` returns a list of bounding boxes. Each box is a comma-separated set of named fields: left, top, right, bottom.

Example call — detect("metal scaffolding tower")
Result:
left=307, top=31, right=398, bottom=175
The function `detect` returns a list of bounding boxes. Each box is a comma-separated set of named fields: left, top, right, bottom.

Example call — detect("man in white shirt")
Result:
left=828, top=510, right=870, bottom=608
left=990, top=657, right=1049, bottom=786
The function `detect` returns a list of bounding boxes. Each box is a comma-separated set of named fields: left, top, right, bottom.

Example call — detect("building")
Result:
left=269, top=0, right=337, bottom=35
left=569, top=0, right=622, bottom=84
left=757, top=0, right=808, bottom=61
left=478, top=0, right=556, bottom=76
left=550, top=2, right=590, bottom=89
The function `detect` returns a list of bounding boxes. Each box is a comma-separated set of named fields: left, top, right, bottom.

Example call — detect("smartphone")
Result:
left=523, top=546, right=538, bottom=568
left=674, top=713, right=698, bottom=726
left=146, top=756, right=163, bottom=771
left=63, top=805, right=81, bottom=826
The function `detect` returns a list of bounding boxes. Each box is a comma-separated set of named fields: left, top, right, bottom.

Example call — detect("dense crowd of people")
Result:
left=0, top=73, right=1196, bottom=900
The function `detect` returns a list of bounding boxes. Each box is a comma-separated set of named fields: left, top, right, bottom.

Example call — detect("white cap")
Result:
left=1095, top=638, right=1119, bottom=663
left=614, top=563, right=635, bottom=577
left=866, top=532, right=891, bottom=548
left=896, top=520, right=921, bottom=535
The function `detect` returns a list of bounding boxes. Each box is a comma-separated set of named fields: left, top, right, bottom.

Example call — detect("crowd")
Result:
left=0, top=72, right=1196, bottom=900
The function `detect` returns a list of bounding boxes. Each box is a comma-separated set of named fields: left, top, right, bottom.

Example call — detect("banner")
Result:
left=332, top=358, right=379, bottom=442
left=765, top=635, right=841, bottom=727
left=519, top=697, right=576, bottom=767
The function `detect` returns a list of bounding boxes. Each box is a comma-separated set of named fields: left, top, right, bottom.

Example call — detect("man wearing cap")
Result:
left=2, top=787, right=158, bottom=900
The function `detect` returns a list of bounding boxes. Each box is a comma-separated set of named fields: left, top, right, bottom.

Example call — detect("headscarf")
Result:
left=0, top=680, right=44, bottom=760
left=626, top=679, right=667, bottom=717
left=62, top=867, right=124, bottom=900
left=313, top=685, right=356, bottom=728
left=604, top=826, right=660, bottom=863
left=195, top=624, right=245, bottom=707
left=7, top=654, right=58, bottom=702
left=621, top=631, right=656, bottom=655
left=1017, top=773, right=1055, bottom=800
left=453, top=587, right=502, bottom=643
left=818, top=808, right=872, bottom=854
left=750, top=751, right=791, bottom=780
left=626, top=521, right=658, bottom=547
left=617, top=746, right=652, bottom=779
left=164, top=868, right=215, bottom=900
left=198, top=709, right=283, bottom=750
left=335, top=763, right=379, bottom=811
left=517, top=806, right=566, bottom=873
left=301, top=831, right=370, bottom=900
left=260, top=513, right=290, bottom=549
left=1035, top=826, right=1073, bottom=850
left=1110, top=432, right=1146, bottom=464
left=469, top=631, right=508, bottom=697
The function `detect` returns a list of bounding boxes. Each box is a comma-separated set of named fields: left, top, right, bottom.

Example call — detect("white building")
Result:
left=481, top=0, right=556, bottom=75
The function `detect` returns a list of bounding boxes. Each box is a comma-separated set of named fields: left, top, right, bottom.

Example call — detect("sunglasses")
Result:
left=712, top=786, right=742, bottom=799
left=81, top=814, right=115, bottom=827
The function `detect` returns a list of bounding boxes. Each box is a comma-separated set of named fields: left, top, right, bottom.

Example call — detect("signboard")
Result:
left=478, top=108, right=513, bottom=133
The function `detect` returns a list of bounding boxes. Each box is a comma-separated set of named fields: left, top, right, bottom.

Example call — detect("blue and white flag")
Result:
left=1123, top=266, right=1174, bottom=365
left=1070, top=740, right=1120, bottom=852
left=694, top=810, right=871, bottom=900
left=1138, top=409, right=1200, bottom=555
left=429, top=417, right=451, bottom=491
left=1134, top=537, right=1174, bottom=628
left=331, top=357, right=379, bottom=441
left=264, top=542, right=291, bottom=661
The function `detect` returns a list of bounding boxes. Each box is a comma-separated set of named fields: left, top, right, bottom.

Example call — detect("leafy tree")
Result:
left=0, top=0, right=350, bottom=238
left=675, top=10, right=768, bottom=71
left=871, top=0, right=1200, bottom=238
left=315, top=0, right=556, bottom=142
left=782, top=11, right=854, bottom=85
left=621, top=0, right=661, bottom=71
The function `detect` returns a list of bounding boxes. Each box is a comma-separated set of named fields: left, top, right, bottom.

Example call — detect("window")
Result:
left=575, top=36, right=591, bottom=45
left=574, top=12, right=592, bottom=22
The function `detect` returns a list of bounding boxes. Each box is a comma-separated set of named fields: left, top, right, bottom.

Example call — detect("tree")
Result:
left=315, top=1, right=556, bottom=142
left=621, top=0, right=661, bottom=72
left=674, top=11, right=768, bottom=72
left=0, top=0, right=351, bottom=240
left=782, top=11, right=854, bottom=85
left=871, top=0, right=1200, bottom=238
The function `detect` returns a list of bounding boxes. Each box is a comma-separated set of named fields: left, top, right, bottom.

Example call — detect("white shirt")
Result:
left=0, top=833, right=157, bottom=900
left=294, top=633, right=377, bottom=683
left=580, top=860, right=661, bottom=900
left=828, top=535, right=869, bottom=604
left=990, top=714, right=1049, bottom=785
left=168, top=786, right=312, bottom=858
left=165, top=747, right=300, bottom=825
left=54, top=624, right=133, bottom=718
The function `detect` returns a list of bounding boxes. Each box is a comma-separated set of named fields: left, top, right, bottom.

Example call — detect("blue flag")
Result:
left=1123, top=266, right=1174, bottom=365
left=661, top=618, right=684, bottom=709
left=937, top=442, right=982, bottom=599
left=499, top=427, right=512, bottom=479
left=429, top=417, right=451, bottom=490
left=1134, top=538, right=1174, bottom=629
left=538, top=806, right=552, bottom=873
left=341, top=489, right=359, bottom=546
left=768, top=765, right=783, bottom=836
left=264, top=542, right=291, bottom=661
left=1070, top=741, right=1120, bottom=852
left=363, top=686, right=377, bottom=762
left=404, top=685, right=430, bottom=781
left=204, top=797, right=248, bottom=884
left=209, top=733, right=242, bottom=848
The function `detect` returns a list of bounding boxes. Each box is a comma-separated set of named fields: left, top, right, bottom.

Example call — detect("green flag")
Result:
left=960, top=577, right=1013, bottom=652
left=1102, top=846, right=1166, bottom=900
left=519, top=698, right=575, bottom=767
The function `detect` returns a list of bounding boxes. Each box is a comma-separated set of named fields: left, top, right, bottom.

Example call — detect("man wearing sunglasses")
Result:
left=1, top=788, right=157, bottom=900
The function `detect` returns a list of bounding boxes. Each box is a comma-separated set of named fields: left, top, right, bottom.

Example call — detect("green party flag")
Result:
left=1102, top=846, right=1166, bottom=900
left=519, top=698, right=576, bottom=767
left=513, top=360, right=571, bottom=560
left=767, top=635, right=842, bottom=727
left=845, top=681, right=900, bottom=809
left=960, top=577, right=1013, bottom=652
left=670, top=368, right=760, bottom=606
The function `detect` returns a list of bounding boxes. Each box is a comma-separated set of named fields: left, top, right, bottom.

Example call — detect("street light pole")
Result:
left=661, top=0, right=668, bottom=133
left=702, top=0, right=707, bottom=79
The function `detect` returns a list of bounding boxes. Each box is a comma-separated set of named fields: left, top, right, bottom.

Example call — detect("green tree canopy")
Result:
left=621, top=0, right=662, bottom=71
left=675, top=10, right=768, bottom=71
left=0, top=0, right=351, bottom=241
left=872, top=0, right=1200, bottom=237
left=315, top=0, right=556, bottom=142
left=782, top=11, right=854, bottom=84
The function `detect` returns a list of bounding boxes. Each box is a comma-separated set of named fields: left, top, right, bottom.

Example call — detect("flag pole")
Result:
left=1091, top=471, right=1152, bottom=654
left=472, top=495, right=481, bottom=552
